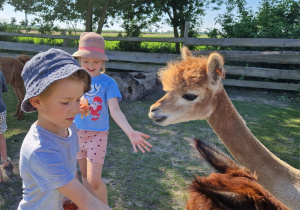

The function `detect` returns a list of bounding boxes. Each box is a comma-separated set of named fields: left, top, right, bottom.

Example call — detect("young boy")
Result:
left=18, top=48, right=110, bottom=210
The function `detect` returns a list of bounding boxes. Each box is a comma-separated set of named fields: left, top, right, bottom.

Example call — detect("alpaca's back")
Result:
left=186, top=139, right=289, bottom=210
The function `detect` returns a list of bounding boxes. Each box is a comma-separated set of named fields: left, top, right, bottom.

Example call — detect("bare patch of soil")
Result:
left=225, top=87, right=300, bottom=108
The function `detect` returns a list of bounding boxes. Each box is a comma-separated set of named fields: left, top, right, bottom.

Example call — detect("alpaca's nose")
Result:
left=149, top=105, right=159, bottom=119
left=150, top=107, right=159, bottom=112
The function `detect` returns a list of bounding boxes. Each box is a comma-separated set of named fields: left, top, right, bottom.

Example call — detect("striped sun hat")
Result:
left=73, top=32, right=108, bottom=61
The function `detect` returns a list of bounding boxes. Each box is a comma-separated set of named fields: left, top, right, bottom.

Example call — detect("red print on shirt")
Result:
left=90, top=96, right=102, bottom=121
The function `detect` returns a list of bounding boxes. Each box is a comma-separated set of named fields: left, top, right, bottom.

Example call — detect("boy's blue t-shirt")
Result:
left=0, top=71, right=8, bottom=113
left=75, top=73, right=122, bottom=131
left=18, top=122, right=79, bottom=210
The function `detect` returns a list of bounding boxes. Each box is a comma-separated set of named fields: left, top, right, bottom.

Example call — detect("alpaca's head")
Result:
left=149, top=47, right=225, bottom=126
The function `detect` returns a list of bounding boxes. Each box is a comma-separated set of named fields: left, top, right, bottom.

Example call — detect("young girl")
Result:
left=73, top=32, right=152, bottom=205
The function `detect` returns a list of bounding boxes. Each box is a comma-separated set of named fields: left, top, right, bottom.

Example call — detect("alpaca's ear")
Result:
left=195, top=138, right=239, bottom=174
left=207, top=53, right=225, bottom=90
left=181, top=46, right=193, bottom=60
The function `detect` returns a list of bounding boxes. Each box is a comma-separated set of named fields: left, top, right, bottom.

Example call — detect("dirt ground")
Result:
left=226, top=87, right=299, bottom=108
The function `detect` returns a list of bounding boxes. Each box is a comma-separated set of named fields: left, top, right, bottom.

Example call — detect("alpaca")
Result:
left=148, top=47, right=300, bottom=209
left=187, top=138, right=288, bottom=210
left=0, top=55, right=31, bottom=120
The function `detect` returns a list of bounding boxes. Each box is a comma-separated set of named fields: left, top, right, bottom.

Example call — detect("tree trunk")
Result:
left=96, top=0, right=109, bottom=34
left=106, top=71, right=159, bottom=101
left=85, top=0, right=94, bottom=32
left=173, top=25, right=180, bottom=53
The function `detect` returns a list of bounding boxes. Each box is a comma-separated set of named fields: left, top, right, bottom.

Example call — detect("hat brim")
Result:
left=21, top=64, right=91, bottom=113
left=72, top=50, right=108, bottom=61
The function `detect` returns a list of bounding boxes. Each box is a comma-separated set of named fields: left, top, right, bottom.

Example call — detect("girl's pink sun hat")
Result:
left=73, top=32, right=108, bottom=61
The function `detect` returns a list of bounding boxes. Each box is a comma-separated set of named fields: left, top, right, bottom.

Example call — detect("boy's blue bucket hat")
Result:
left=21, top=48, right=91, bottom=113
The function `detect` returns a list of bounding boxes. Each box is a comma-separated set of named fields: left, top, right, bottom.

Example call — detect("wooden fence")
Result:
left=0, top=29, right=299, bottom=91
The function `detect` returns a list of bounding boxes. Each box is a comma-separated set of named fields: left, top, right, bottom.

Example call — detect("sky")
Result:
left=0, top=0, right=261, bottom=32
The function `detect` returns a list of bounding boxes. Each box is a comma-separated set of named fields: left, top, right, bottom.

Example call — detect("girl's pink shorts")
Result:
left=77, top=129, right=108, bottom=164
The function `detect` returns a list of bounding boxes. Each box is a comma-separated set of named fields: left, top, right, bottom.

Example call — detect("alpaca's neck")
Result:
left=206, top=88, right=294, bottom=174
left=205, top=88, right=300, bottom=209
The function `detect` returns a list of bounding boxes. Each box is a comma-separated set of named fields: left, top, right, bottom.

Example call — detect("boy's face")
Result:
left=80, top=57, right=103, bottom=77
left=35, top=78, right=84, bottom=137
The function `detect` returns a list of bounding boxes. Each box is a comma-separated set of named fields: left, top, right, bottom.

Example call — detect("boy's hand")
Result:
left=58, top=178, right=111, bottom=210
left=128, top=131, right=152, bottom=153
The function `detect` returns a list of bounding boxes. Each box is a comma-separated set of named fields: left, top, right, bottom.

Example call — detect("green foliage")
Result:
left=257, top=0, right=300, bottom=38
left=144, top=42, right=177, bottom=53
left=206, top=28, right=219, bottom=38
left=208, top=0, right=300, bottom=39
left=0, top=0, right=5, bottom=9
left=0, top=18, right=21, bottom=42
left=9, top=0, right=81, bottom=29
left=149, top=0, right=221, bottom=52
left=117, top=21, right=144, bottom=51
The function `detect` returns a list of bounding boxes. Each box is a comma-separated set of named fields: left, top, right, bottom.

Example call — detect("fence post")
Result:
left=183, top=21, right=190, bottom=46
left=62, top=30, right=67, bottom=47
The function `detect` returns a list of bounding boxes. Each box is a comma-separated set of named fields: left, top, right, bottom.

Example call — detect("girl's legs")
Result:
left=78, top=158, right=95, bottom=195
left=87, top=161, right=107, bottom=204
left=0, top=134, right=8, bottom=162
left=77, top=129, right=108, bottom=204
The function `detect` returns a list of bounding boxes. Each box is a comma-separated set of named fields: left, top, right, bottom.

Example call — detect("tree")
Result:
left=115, top=0, right=223, bottom=52
left=8, top=0, right=81, bottom=33
left=85, top=0, right=94, bottom=32
left=0, top=0, right=6, bottom=9
left=208, top=0, right=258, bottom=38
left=96, top=0, right=109, bottom=34
left=208, top=0, right=300, bottom=39
left=8, top=0, right=116, bottom=33
left=150, top=0, right=224, bottom=52
left=257, top=0, right=300, bottom=38
left=115, top=0, right=160, bottom=33
left=73, top=0, right=114, bottom=33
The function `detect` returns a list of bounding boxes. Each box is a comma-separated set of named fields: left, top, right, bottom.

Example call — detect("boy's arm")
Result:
left=108, top=97, right=152, bottom=153
left=57, top=178, right=110, bottom=210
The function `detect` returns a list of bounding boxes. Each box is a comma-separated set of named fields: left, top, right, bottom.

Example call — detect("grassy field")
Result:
left=0, top=85, right=299, bottom=209
left=15, top=31, right=209, bottom=52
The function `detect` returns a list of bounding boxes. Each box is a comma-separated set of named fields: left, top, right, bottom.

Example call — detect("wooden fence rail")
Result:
left=0, top=31, right=299, bottom=91
left=1, top=31, right=300, bottom=47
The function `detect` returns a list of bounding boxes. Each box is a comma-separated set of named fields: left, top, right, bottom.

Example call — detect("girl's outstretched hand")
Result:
left=128, top=131, right=152, bottom=153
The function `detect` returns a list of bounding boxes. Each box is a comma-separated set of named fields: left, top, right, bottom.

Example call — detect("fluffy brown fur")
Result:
left=186, top=139, right=289, bottom=210
left=158, top=56, right=208, bottom=92
left=0, top=55, right=31, bottom=120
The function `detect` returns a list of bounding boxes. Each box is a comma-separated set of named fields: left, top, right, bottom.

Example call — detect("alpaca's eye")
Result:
left=182, top=94, right=198, bottom=101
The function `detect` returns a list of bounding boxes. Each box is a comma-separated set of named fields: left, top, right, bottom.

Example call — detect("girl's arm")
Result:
left=108, top=97, right=152, bottom=153
left=57, top=178, right=110, bottom=210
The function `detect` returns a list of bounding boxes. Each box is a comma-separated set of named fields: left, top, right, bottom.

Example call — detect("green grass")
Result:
left=0, top=86, right=299, bottom=209
left=14, top=32, right=210, bottom=52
